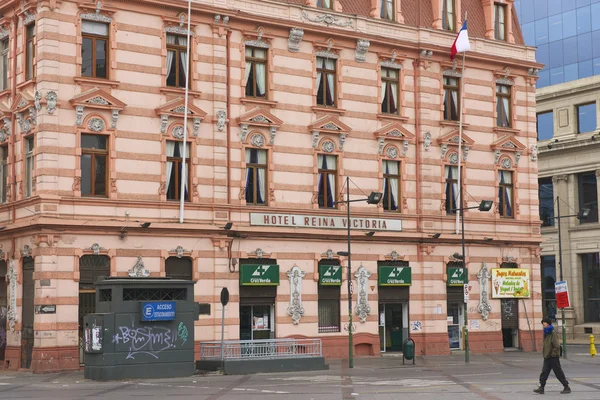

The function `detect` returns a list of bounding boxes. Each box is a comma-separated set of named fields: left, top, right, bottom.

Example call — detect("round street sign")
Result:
left=220, top=287, right=229, bottom=306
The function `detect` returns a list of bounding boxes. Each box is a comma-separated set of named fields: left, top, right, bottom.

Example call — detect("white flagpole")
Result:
left=455, top=16, right=467, bottom=235
left=179, top=0, right=192, bottom=224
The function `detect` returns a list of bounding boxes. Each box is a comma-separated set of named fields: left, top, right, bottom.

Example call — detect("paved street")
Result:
left=1, top=346, right=599, bottom=399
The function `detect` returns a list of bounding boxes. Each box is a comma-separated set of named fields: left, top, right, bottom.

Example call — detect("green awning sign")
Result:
left=240, top=264, right=280, bottom=286
left=378, top=266, right=411, bottom=286
left=447, top=267, right=468, bottom=286
left=319, top=265, right=342, bottom=286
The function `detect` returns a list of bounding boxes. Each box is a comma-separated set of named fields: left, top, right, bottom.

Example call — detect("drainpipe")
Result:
left=225, top=29, right=231, bottom=205
left=10, top=15, right=18, bottom=257
left=412, top=54, right=423, bottom=354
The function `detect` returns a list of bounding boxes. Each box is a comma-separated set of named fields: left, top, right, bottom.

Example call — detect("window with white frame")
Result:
left=442, top=0, right=455, bottom=31
left=381, top=68, right=399, bottom=114
left=0, top=145, right=7, bottom=203
left=316, top=57, right=336, bottom=107
left=81, top=21, right=109, bottom=79
left=494, top=3, right=506, bottom=41
left=25, top=136, right=34, bottom=197
left=383, top=160, right=400, bottom=211
left=498, top=169, right=513, bottom=217
left=445, top=165, right=459, bottom=215
left=317, top=154, right=336, bottom=208
left=381, top=0, right=394, bottom=20
left=166, top=34, right=189, bottom=88
left=245, top=47, right=267, bottom=98
left=245, top=148, right=267, bottom=205
left=166, top=140, right=190, bottom=201
left=1, top=38, right=8, bottom=91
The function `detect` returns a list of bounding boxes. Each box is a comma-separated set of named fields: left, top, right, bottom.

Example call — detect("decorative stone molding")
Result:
left=501, top=157, right=512, bottom=169
left=477, top=262, right=492, bottom=321
left=250, top=133, right=265, bottom=147
left=401, top=140, right=408, bottom=156
left=386, top=145, right=398, bottom=159
left=34, top=91, right=42, bottom=112
left=463, top=146, right=469, bottom=161
left=7, top=259, right=17, bottom=331
left=81, top=1, right=113, bottom=23
left=111, top=109, right=119, bottom=129
left=0, top=26, right=8, bottom=40
left=269, top=126, right=276, bottom=145
left=170, top=245, right=187, bottom=258
left=387, top=250, right=399, bottom=261
left=84, top=243, right=105, bottom=255
left=89, top=96, right=109, bottom=105
left=128, top=256, right=150, bottom=277
left=312, top=131, right=320, bottom=148
left=530, top=145, right=538, bottom=161
left=515, top=151, right=521, bottom=166
left=240, top=124, right=249, bottom=142
left=494, top=149, right=501, bottom=164
left=248, top=248, right=264, bottom=259
left=23, top=10, right=36, bottom=26
left=165, top=13, right=193, bottom=36
left=552, top=174, right=568, bottom=183
left=355, top=39, right=370, bottom=63
left=326, top=249, right=334, bottom=260
left=449, top=152, right=459, bottom=164
left=172, top=126, right=184, bottom=139
left=287, top=265, right=306, bottom=325
left=72, top=176, right=81, bottom=191
left=75, top=106, right=85, bottom=126
left=46, top=91, right=57, bottom=114
left=495, top=77, right=514, bottom=86
left=441, top=143, right=448, bottom=159
left=380, top=49, right=403, bottom=69
left=288, top=28, right=304, bottom=52
left=23, top=245, right=31, bottom=257
left=443, top=68, right=463, bottom=78
left=424, top=132, right=431, bottom=151
left=322, top=140, right=335, bottom=153
left=160, top=115, right=169, bottom=134
left=354, top=265, right=371, bottom=323
left=193, top=118, right=201, bottom=137
left=377, top=137, right=385, bottom=155
left=216, top=110, right=227, bottom=132
left=301, top=11, right=353, bottom=28
left=88, top=117, right=105, bottom=132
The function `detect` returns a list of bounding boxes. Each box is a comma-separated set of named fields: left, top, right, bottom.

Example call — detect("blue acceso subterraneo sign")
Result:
left=140, top=301, right=176, bottom=321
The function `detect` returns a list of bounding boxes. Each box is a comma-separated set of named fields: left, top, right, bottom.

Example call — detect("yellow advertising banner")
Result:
left=491, top=268, right=531, bottom=298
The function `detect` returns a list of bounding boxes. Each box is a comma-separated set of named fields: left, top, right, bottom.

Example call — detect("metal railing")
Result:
left=199, top=338, right=322, bottom=360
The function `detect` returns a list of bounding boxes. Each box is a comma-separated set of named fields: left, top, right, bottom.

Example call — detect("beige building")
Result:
left=0, top=0, right=543, bottom=372
left=536, top=75, right=600, bottom=340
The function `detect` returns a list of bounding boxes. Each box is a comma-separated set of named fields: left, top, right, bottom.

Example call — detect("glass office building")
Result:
left=514, top=0, right=600, bottom=87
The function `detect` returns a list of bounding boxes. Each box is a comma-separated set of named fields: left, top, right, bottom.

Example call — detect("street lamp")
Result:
left=451, top=199, right=494, bottom=364
left=554, top=196, right=590, bottom=359
left=336, top=176, right=382, bottom=369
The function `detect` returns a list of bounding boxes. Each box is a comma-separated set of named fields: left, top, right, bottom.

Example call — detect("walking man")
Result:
left=534, top=317, right=571, bottom=394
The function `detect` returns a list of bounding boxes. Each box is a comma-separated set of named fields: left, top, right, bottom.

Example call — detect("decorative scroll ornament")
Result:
left=302, top=11, right=353, bottom=28
left=0, top=26, right=9, bottom=40
left=501, top=157, right=512, bottom=169
left=389, top=250, right=399, bottom=261
left=326, top=249, right=334, bottom=260
left=165, top=13, right=193, bottom=36
left=255, top=248, right=263, bottom=259
left=240, top=124, right=249, bottom=141
left=269, top=126, right=277, bottom=145
left=386, top=146, right=398, bottom=159
left=287, top=265, right=306, bottom=325
left=441, top=143, right=448, bottom=159
left=515, top=151, right=521, bottom=167
left=354, top=265, right=371, bottom=323
left=288, top=28, right=304, bottom=53
left=172, top=126, right=184, bottom=139
left=87, top=243, right=105, bottom=255
left=111, top=110, right=119, bottom=129
left=339, top=133, right=346, bottom=150
left=377, top=137, right=385, bottom=154
left=0, top=129, right=8, bottom=143
left=89, top=96, right=109, bottom=105
left=495, top=77, right=514, bottom=86
left=46, top=91, right=57, bottom=114
left=193, top=118, right=200, bottom=137
left=477, top=262, right=492, bottom=320
left=22, top=245, right=31, bottom=257
left=250, top=133, right=265, bottom=147
left=75, top=106, right=85, bottom=126
left=2, top=118, right=11, bottom=137
left=443, top=69, right=462, bottom=78
left=160, top=115, right=168, bottom=134
left=171, top=245, right=185, bottom=258
left=323, top=122, right=339, bottom=131
left=81, top=1, right=113, bottom=23
left=449, top=153, right=459, bottom=164
left=530, top=144, right=538, bottom=161
left=23, top=10, right=36, bottom=26
left=34, top=91, right=42, bottom=112
left=312, top=131, right=320, bottom=148
left=355, top=39, right=370, bottom=63
left=8, top=259, right=17, bottom=331
left=401, top=140, right=409, bottom=156
left=424, top=132, right=432, bottom=151
left=494, top=149, right=501, bottom=164
left=128, top=256, right=150, bottom=278
left=172, top=106, right=189, bottom=114
left=216, top=110, right=226, bottom=132
left=244, top=28, right=270, bottom=49
left=29, top=106, right=37, bottom=126
left=463, top=146, right=469, bottom=161
left=88, top=118, right=105, bottom=132
left=322, top=141, right=335, bottom=153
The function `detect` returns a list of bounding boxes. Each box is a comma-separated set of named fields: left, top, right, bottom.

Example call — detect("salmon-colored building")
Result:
left=0, top=0, right=543, bottom=372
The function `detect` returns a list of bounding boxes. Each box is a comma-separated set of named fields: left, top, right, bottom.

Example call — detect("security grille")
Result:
left=318, top=259, right=341, bottom=333
left=122, top=288, right=187, bottom=301
left=99, top=289, right=112, bottom=302
left=165, top=257, right=193, bottom=280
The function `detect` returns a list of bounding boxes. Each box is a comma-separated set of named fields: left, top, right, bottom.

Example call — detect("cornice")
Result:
left=536, top=80, right=600, bottom=103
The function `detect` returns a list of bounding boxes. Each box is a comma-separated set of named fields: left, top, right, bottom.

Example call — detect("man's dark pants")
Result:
left=539, top=357, right=569, bottom=387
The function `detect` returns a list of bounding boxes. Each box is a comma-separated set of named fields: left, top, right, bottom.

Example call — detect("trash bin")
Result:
left=83, top=277, right=199, bottom=381
left=402, top=338, right=415, bottom=365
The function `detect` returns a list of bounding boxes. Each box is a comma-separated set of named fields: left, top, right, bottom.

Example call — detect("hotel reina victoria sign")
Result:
left=319, top=265, right=343, bottom=286
left=240, top=264, right=280, bottom=286
left=250, top=213, right=402, bottom=231
left=378, top=266, right=412, bottom=286
left=447, top=267, right=468, bottom=286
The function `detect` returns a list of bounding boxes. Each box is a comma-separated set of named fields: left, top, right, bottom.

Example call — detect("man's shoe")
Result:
left=561, top=387, right=571, bottom=394
left=533, top=386, right=545, bottom=394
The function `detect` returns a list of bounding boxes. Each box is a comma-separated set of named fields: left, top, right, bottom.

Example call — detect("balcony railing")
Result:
left=198, top=338, right=322, bottom=360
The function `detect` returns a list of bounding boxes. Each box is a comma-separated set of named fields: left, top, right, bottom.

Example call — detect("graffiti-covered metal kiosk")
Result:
left=83, top=274, right=198, bottom=381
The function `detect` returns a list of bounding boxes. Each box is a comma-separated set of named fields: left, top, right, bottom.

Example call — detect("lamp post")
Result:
left=554, top=196, right=590, bottom=359
left=452, top=199, right=494, bottom=364
left=336, top=176, right=382, bottom=369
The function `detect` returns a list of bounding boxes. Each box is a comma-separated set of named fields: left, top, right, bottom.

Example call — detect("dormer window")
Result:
left=494, top=3, right=506, bottom=41
left=82, top=21, right=109, bottom=79
left=317, top=0, right=332, bottom=9
left=381, top=0, right=394, bottom=21
left=442, top=0, right=455, bottom=31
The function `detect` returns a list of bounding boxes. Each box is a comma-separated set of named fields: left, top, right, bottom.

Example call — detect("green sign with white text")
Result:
left=447, top=267, right=468, bottom=286
left=319, top=265, right=342, bottom=286
left=378, top=266, right=412, bottom=286
left=239, top=264, right=280, bottom=286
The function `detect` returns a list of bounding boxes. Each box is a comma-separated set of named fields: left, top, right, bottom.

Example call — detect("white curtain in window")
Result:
left=316, top=57, right=323, bottom=99
left=386, top=0, right=393, bottom=19
left=82, top=21, right=109, bottom=35
left=166, top=141, right=176, bottom=193
left=178, top=142, right=190, bottom=194
left=381, top=80, right=387, bottom=110
left=257, top=150, right=267, bottom=203
left=326, top=155, right=336, bottom=205
left=323, top=0, right=331, bottom=7
left=446, top=0, right=454, bottom=30
left=451, top=88, right=458, bottom=116
left=245, top=48, right=253, bottom=89
left=386, top=161, right=399, bottom=209
left=245, top=148, right=251, bottom=194
left=255, top=49, right=266, bottom=96
left=166, top=35, right=176, bottom=82
left=501, top=96, right=510, bottom=125
left=177, top=36, right=188, bottom=82
left=445, top=166, right=459, bottom=211
left=325, top=58, right=335, bottom=105
left=499, top=170, right=513, bottom=216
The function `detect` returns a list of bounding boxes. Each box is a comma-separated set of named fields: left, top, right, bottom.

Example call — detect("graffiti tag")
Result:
left=113, top=324, right=187, bottom=360
left=177, top=322, right=188, bottom=346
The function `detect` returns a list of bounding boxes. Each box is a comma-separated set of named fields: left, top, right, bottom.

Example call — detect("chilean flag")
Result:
left=450, top=21, right=471, bottom=60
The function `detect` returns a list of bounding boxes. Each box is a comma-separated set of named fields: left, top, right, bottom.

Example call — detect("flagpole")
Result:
left=179, top=0, right=192, bottom=224
left=455, top=13, right=467, bottom=234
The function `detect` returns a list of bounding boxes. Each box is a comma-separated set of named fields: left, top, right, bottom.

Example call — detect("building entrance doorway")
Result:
left=447, top=302, right=464, bottom=350
left=501, top=298, right=519, bottom=348
left=378, top=303, right=408, bottom=352
left=582, top=253, right=600, bottom=323
left=239, top=304, right=274, bottom=341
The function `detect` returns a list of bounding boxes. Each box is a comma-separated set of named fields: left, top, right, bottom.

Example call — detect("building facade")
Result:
left=0, top=0, right=542, bottom=372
